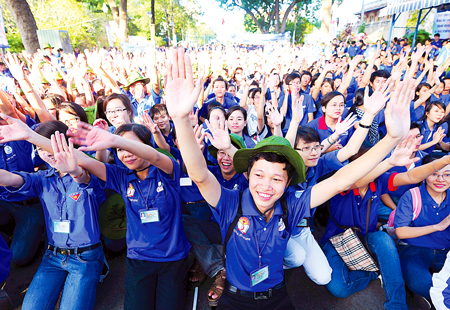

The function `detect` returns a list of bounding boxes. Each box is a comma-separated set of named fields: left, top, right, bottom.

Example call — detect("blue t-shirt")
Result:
left=103, top=159, right=190, bottom=262
left=5, top=169, right=105, bottom=248
left=306, top=114, right=355, bottom=147
left=394, top=183, right=450, bottom=249
left=211, top=186, right=312, bottom=292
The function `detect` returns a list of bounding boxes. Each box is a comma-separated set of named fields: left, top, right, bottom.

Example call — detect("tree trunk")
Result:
left=107, top=0, right=119, bottom=27
left=151, top=0, right=155, bottom=24
left=280, top=0, right=299, bottom=33
left=274, top=0, right=280, bottom=33
left=119, top=0, right=128, bottom=42
left=5, top=0, right=40, bottom=53
left=321, top=0, right=332, bottom=35
left=245, top=9, right=267, bottom=34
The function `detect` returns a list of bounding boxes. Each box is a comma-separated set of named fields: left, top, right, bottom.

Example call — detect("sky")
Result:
left=194, top=0, right=366, bottom=37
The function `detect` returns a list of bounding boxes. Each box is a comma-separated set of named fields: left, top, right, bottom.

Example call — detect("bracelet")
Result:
left=327, top=136, right=336, bottom=145
left=432, top=162, right=439, bottom=172
left=359, top=123, right=371, bottom=129
left=72, top=168, right=84, bottom=179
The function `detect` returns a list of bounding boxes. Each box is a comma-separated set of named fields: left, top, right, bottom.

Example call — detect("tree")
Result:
left=216, top=0, right=301, bottom=34
left=107, top=0, right=128, bottom=42
left=4, top=0, right=40, bottom=53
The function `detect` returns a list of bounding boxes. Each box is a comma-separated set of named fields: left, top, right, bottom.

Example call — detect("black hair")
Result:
left=419, top=101, right=446, bottom=125
left=212, top=76, right=229, bottom=90
left=41, top=93, right=65, bottom=109
left=370, top=70, right=391, bottom=84
left=248, top=152, right=295, bottom=184
left=207, top=103, right=226, bottom=120
left=410, top=122, right=422, bottom=131
left=295, top=126, right=321, bottom=147
left=435, top=33, right=440, bottom=37
left=310, top=73, right=320, bottom=88
left=413, top=83, right=432, bottom=101
left=348, top=88, right=373, bottom=116
left=226, top=105, right=247, bottom=121
left=150, top=103, right=169, bottom=119
left=114, top=123, right=153, bottom=147
left=322, top=78, right=334, bottom=91
left=320, top=91, right=346, bottom=108
left=250, top=87, right=269, bottom=100
left=35, top=120, right=69, bottom=142
left=285, top=73, right=301, bottom=87
left=348, top=141, right=374, bottom=163
left=103, top=93, right=134, bottom=122
left=422, top=152, right=446, bottom=166
left=57, top=102, right=88, bottom=124
left=250, top=80, right=260, bottom=88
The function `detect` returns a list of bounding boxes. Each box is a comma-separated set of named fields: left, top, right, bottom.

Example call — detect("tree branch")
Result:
left=281, top=0, right=299, bottom=33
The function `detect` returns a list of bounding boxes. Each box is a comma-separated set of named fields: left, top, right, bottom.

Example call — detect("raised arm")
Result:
left=360, top=44, right=381, bottom=88
left=310, top=76, right=416, bottom=209
left=337, top=55, right=363, bottom=94
left=312, top=63, right=337, bottom=101
left=285, top=95, right=304, bottom=147
left=165, top=48, right=222, bottom=207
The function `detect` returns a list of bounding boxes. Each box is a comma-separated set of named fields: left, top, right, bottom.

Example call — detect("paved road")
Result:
left=4, top=236, right=430, bottom=310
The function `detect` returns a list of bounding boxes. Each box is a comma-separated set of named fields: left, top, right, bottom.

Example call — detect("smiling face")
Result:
left=427, top=104, right=445, bottom=124
left=323, top=95, right=345, bottom=119
left=217, top=150, right=236, bottom=177
left=117, top=131, right=150, bottom=170
left=105, top=98, right=132, bottom=127
left=426, top=164, right=450, bottom=194
left=295, top=140, right=322, bottom=168
left=227, top=110, right=246, bottom=135
left=248, top=159, right=289, bottom=213
left=153, top=112, right=170, bottom=132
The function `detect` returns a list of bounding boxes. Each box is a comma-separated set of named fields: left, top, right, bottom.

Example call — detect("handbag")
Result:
left=328, top=198, right=379, bottom=272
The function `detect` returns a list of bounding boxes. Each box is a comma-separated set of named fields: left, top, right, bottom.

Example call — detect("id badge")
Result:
left=250, top=265, right=269, bottom=287
left=180, top=177, right=193, bottom=187
left=139, top=208, right=160, bottom=224
left=297, top=218, right=309, bottom=227
left=54, top=220, right=71, bottom=233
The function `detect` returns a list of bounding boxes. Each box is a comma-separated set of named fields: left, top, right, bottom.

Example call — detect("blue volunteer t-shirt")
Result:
left=212, top=186, right=312, bottom=292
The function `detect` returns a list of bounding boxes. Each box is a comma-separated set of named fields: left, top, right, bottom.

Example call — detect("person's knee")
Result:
left=326, top=278, right=353, bottom=298
left=310, top=268, right=332, bottom=285
left=284, top=251, right=306, bottom=268
left=11, top=250, right=33, bottom=266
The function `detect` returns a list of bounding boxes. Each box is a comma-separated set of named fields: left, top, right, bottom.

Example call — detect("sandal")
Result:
left=208, top=269, right=226, bottom=307
left=188, top=259, right=207, bottom=288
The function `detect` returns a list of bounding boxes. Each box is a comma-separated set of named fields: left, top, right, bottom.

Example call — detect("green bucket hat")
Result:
left=55, top=72, right=63, bottom=80
left=123, top=71, right=150, bottom=91
left=40, top=76, right=49, bottom=84
left=155, top=148, right=175, bottom=160
left=233, top=135, right=306, bottom=185
left=99, top=193, right=127, bottom=240
left=43, top=43, right=53, bottom=49
left=208, top=133, right=246, bottom=159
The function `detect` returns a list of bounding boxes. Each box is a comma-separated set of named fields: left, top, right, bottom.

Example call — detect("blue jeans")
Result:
left=324, top=231, right=407, bottom=310
left=182, top=214, right=223, bottom=277
left=399, top=244, right=449, bottom=300
left=22, top=246, right=104, bottom=310
left=0, top=200, right=45, bottom=265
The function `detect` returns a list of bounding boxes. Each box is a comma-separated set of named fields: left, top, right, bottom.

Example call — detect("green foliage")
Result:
left=358, top=22, right=366, bottom=34
left=405, top=29, right=431, bottom=46
left=284, top=16, right=314, bottom=44
left=5, top=32, right=24, bottom=53
left=244, top=13, right=259, bottom=33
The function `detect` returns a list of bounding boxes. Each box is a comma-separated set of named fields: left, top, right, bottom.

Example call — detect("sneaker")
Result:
left=413, top=293, right=432, bottom=310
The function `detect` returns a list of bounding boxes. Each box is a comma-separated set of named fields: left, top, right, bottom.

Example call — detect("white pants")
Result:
left=284, top=227, right=332, bottom=285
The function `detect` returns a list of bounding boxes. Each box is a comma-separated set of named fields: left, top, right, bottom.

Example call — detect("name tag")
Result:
left=180, top=177, right=193, bottom=187
left=54, top=220, right=70, bottom=233
left=251, top=265, right=269, bottom=287
left=297, top=218, right=309, bottom=227
left=139, top=208, right=160, bottom=223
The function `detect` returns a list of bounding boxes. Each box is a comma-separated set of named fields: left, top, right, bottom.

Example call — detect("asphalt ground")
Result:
left=4, top=224, right=432, bottom=310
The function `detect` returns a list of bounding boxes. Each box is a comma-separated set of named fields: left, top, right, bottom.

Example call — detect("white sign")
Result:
left=433, top=11, right=450, bottom=40
left=0, top=7, right=9, bottom=48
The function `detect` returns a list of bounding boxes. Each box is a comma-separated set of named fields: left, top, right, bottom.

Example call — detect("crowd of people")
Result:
left=0, top=33, right=449, bottom=310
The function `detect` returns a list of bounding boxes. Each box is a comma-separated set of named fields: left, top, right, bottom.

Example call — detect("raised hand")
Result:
left=4, top=52, right=26, bottom=81
left=335, top=113, right=357, bottom=136
left=384, top=76, right=416, bottom=141
left=165, top=49, right=204, bottom=120
left=92, top=119, right=109, bottom=132
left=432, top=127, right=446, bottom=144
left=0, top=113, right=33, bottom=143
left=364, top=79, right=394, bottom=116
left=391, top=63, right=404, bottom=81
left=142, top=113, right=160, bottom=134
left=388, top=135, right=422, bottom=167
left=265, top=102, right=283, bottom=127
left=411, top=46, right=426, bottom=63
left=47, top=132, right=79, bottom=174
left=189, top=109, right=199, bottom=127
left=349, top=55, right=364, bottom=68
left=291, top=95, right=305, bottom=123
left=68, top=122, right=116, bottom=152
left=204, top=119, right=231, bottom=151
left=194, top=124, right=207, bottom=152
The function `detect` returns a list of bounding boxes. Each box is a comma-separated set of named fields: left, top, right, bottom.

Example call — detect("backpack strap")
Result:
left=280, top=197, right=289, bottom=230
left=223, top=191, right=244, bottom=259
left=410, top=187, right=422, bottom=222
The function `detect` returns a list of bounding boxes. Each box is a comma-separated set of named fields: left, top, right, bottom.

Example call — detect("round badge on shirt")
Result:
left=4, top=145, right=12, bottom=155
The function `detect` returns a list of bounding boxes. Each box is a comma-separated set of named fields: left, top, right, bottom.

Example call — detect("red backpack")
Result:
left=387, top=187, right=422, bottom=237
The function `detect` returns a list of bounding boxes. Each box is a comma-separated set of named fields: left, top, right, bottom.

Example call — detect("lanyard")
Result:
left=253, top=217, right=275, bottom=268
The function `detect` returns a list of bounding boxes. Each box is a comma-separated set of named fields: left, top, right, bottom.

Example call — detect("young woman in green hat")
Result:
left=165, top=48, right=415, bottom=309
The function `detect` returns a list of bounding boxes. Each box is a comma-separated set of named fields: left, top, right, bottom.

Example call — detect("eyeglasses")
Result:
left=105, top=108, right=127, bottom=116
left=414, top=134, right=423, bottom=139
left=295, top=145, right=324, bottom=153
left=429, top=173, right=450, bottom=180
left=289, top=81, right=300, bottom=86
left=63, top=117, right=79, bottom=126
